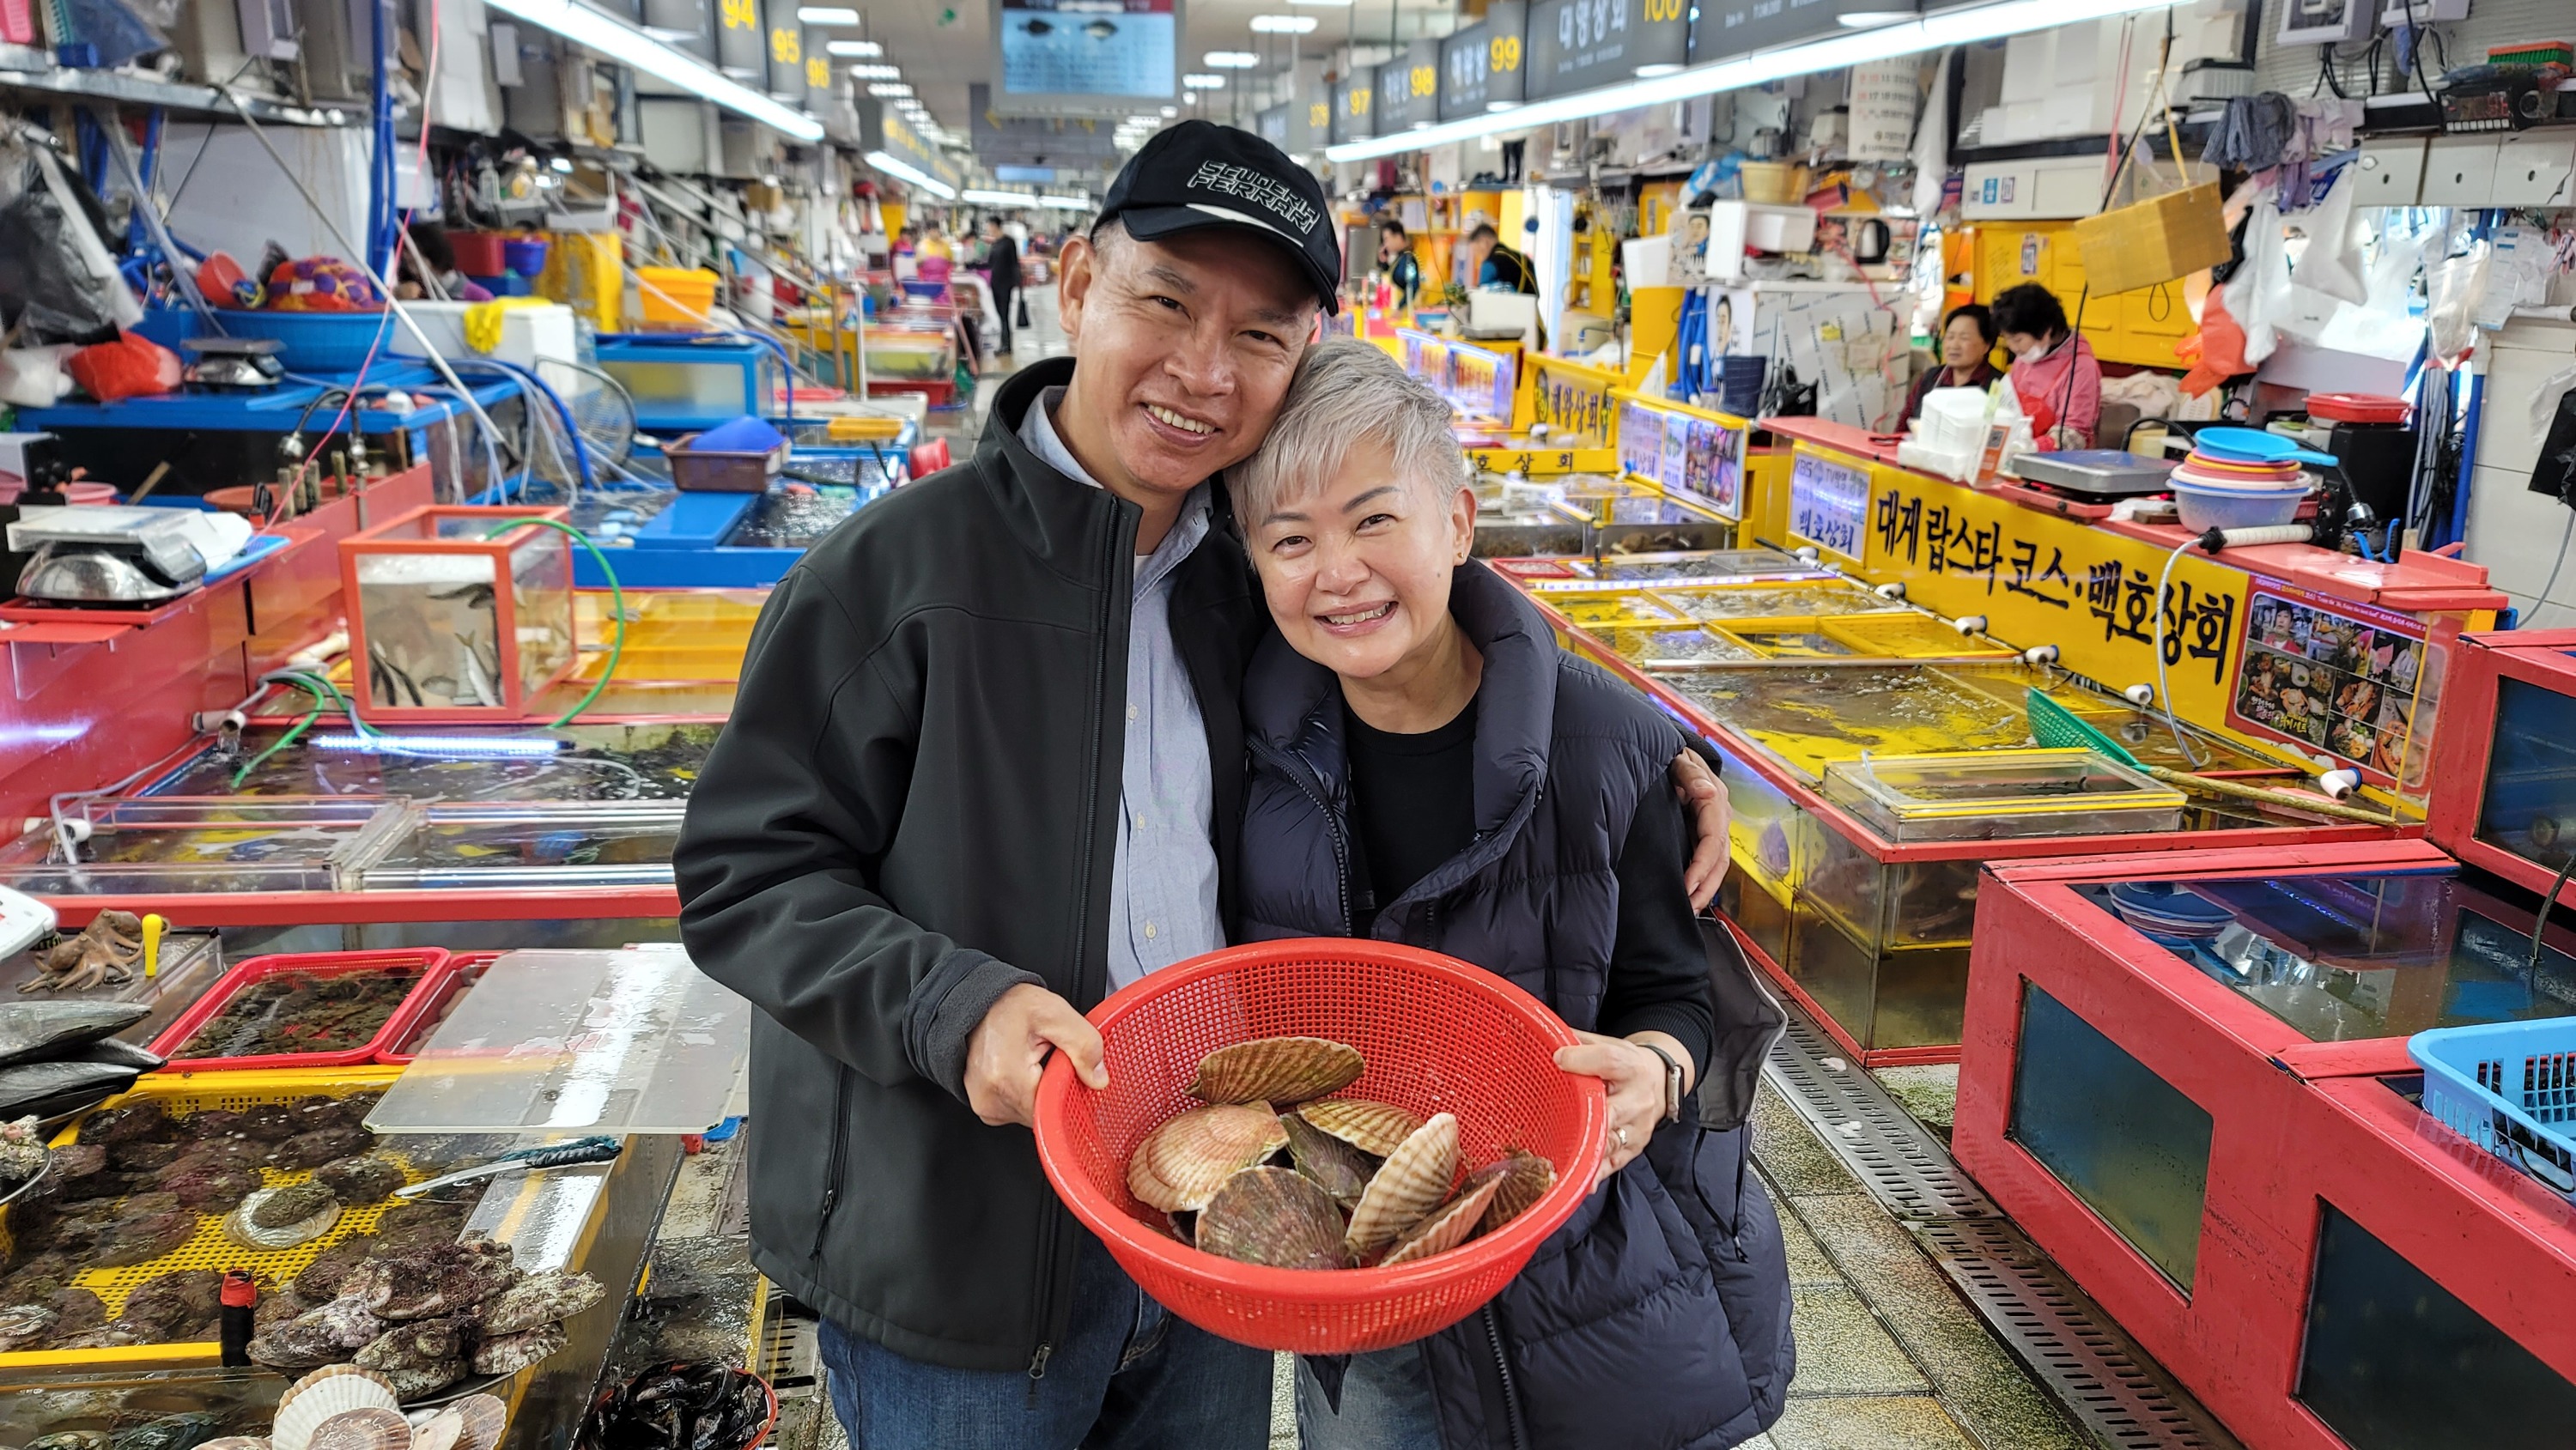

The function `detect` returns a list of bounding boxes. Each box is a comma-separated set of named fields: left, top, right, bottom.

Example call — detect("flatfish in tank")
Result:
left=726, top=488, right=864, bottom=550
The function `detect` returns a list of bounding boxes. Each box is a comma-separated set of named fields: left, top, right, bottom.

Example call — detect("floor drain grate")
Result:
left=762, top=1296, right=824, bottom=1398
left=1761, top=1007, right=1996, bottom=1222
left=1912, top=1205, right=2243, bottom=1449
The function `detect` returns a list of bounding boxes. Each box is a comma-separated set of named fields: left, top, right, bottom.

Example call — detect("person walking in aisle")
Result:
left=985, top=215, right=1024, bottom=359
left=674, top=120, right=1732, bottom=1450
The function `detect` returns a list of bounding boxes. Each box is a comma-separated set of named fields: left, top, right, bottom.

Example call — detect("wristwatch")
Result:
left=1638, top=1042, right=1686, bottom=1125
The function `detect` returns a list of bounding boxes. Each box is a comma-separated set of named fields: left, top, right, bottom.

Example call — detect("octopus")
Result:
left=21, top=911, right=143, bottom=992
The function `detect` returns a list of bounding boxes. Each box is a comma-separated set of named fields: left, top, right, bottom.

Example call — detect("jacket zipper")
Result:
left=1026, top=498, right=1129, bottom=1392
left=1249, top=736, right=1353, bottom=934
left=1481, top=1306, right=1528, bottom=1450
left=807, top=1066, right=853, bottom=1257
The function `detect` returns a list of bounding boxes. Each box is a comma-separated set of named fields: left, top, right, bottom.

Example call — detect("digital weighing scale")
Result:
left=2008, top=450, right=2180, bottom=498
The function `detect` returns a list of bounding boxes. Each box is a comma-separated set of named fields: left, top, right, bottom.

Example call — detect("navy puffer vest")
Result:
left=1239, top=563, right=1795, bottom=1450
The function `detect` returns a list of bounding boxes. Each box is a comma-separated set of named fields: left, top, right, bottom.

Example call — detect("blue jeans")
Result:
left=817, top=1232, right=1273, bottom=1450
left=1295, top=1348, right=1442, bottom=1450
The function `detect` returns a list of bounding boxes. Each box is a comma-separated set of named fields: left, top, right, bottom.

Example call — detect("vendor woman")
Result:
left=1231, top=339, right=1793, bottom=1450
left=1902, top=302, right=2003, bottom=424
left=1992, top=282, right=2103, bottom=449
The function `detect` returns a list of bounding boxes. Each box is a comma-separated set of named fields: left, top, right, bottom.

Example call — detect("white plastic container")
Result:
left=2172, top=479, right=2312, bottom=531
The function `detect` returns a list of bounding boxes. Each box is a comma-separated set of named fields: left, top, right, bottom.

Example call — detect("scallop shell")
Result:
left=1194, top=1167, right=1352, bottom=1271
left=375, top=1360, right=466, bottom=1400
left=1126, top=1103, right=1289, bottom=1212
left=1481, top=1149, right=1557, bottom=1232
left=274, top=1367, right=400, bottom=1450
left=407, top=1412, right=461, bottom=1450
left=470, top=1320, right=567, bottom=1377
left=197, top=1438, right=272, bottom=1450
left=443, top=1396, right=507, bottom=1450
left=472, top=1268, right=605, bottom=1334
left=1344, top=1112, right=1458, bottom=1261
left=1380, top=1172, right=1508, bottom=1267
left=1279, top=1108, right=1374, bottom=1205
left=1188, top=1037, right=1364, bottom=1107
left=227, top=1186, right=343, bottom=1249
left=306, top=1408, right=409, bottom=1450
left=1295, top=1099, right=1424, bottom=1157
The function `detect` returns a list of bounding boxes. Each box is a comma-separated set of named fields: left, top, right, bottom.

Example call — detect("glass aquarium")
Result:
left=1823, top=749, right=2186, bottom=843
left=360, top=801, right=688, bottom=889
left=2076, top=870, right=2576, bottom=1042
left=0, top=798, right=412, bottom=895
left=2008, top=982, right=2213, bottom=1291
left=1652, top=579, right=1900, bottom=622
left=2295, top=1202, right=2576, bottom=1449
left=343, top=507, right=578, bottom=718
left=1473, top=505, right=1589, bottom=560
left=145, top=722, right=721, bottom=801
left=2474, top=676, right=2576, bottom=879
left=1580, top=623, right=1763, bottom=667
left=1653, top=662, right=2044, bottom=783
left=1547, top=548, right=1815, bottom=583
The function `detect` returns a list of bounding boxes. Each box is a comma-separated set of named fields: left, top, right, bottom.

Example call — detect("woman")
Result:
left=1992, top=282, right=2102, bottom=450
left=1231, top=340, right=1794, bottom=1450
left=1903, top=302, right=2002, bottom=425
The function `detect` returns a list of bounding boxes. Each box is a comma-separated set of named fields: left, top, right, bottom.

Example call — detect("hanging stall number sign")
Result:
left=1786, top=449, right=1868, bottom=561
left=1526, top=0, right=1688, bottom=101
left=1439, top=1, right=1527, bottom=121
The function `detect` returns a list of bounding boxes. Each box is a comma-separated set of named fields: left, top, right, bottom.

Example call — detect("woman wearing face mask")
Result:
left=1902, top=303, right=2002, bottom=425
left=1992, top=283, right=2103, bottom=450
left=1231, top=340, right=1795, bottom=1450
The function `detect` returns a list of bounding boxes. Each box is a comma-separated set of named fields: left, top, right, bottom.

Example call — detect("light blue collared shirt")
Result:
left=1022, top=390, right=1224, bottom=990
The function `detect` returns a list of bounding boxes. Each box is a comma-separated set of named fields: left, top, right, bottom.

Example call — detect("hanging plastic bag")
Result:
left=0, top=144, right=143, bottom=344
left=2290, top=167, right=2366, bottom=306
left=2220, top=195, right=2292, bottom=367
left=2175, top=286, right=2252, bottom=398
left=2425, top=244, right=2489, bottom=365
left=65, top=334, right=180, bottom=403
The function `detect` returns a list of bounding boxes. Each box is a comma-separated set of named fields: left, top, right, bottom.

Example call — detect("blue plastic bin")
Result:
left=2410, top=1018, right=2576, bottom=1201
left=213, top=309, right=394, bottom=371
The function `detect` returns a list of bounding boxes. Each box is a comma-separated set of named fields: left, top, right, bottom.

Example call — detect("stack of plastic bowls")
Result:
left=2167, top=427, right=2334, bottom=531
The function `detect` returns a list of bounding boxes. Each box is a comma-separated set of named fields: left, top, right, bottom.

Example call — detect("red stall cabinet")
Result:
left=1954, top=840, right=2576, bottom=1450
left=2426, top=628, right=2576, bottom=914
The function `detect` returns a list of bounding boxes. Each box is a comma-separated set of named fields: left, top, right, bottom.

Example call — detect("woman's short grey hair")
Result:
left=1232, top=338, right=1468, bottom=525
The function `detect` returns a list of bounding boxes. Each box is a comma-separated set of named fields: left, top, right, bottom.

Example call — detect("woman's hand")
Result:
left=1669, top=751, right=1731, bottom=911
left=1554, top=1029, right=1683, bottom=1182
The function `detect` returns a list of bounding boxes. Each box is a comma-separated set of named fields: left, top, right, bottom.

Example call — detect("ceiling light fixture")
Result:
left=795, top=6, right=860, bottom=23
left=866, top=149, right=957, bottom=198
left=478, top=0, right=823, bottom=139
left=1838, top=9, right=1921, bottom=22
left=825, top=39, right=882, bottom=56
left=1326, top=0, right=2173, bottom=163
left=1204, top=50, right=1259, bottom=67
left=1182, top=72, right=1226, bottom=88
left=869, top=82, right=914, bottom=97
left=1039, top=194, right=1093, bottom=209
left=1285, top=0, right=1352, bottom=6
left=848, top=63, right=901, bottom=78
left=1634, top=63, right=1683, bottom=76
left=963, top=186, right=1036, bottom=205
left=1249, top=13, right=1320, bottom=30
left=1160, top=105, right=1177, bottom=116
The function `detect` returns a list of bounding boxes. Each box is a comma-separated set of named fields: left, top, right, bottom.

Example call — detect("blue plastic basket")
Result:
left=2409, top=1018, right=2576, bottom=1201
left=213, top=308, right=394, bottom=372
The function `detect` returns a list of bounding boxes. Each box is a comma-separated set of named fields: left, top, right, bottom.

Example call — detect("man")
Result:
left=1465, top=220, right=1535, bottom=293
left=676, top=121, right=1728, bottom=1448
left=985, top=215, right=1024, bottom=358
left=1376, top=216, right=1422, bottom=306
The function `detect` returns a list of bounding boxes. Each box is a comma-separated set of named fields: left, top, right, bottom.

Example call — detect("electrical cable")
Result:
left=2528, top=507, right=2576, bottom=627
left=2530, top=850, right=2576, bottom=986
left=481, top=518, right=627, bottom=727
left=2149, top=537, right=2210, bottom=769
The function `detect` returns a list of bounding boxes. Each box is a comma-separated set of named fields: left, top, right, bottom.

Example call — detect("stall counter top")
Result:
left=1759, top=416, right=2507, bottom=615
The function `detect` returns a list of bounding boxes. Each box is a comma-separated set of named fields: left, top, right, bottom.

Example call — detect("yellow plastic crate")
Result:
left=3, top=1067, right=415, bottom=1373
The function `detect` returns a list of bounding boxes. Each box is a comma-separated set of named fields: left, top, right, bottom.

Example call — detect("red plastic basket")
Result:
left=1033, top=939, right=1606, bottom=1354
left=146, top=949, right=453, bottom=1071
left=380, top=950, right=497, bottom=1065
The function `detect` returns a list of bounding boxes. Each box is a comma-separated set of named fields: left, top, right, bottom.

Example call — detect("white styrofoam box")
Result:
left=389, top=301, right=578, bottom=379
left=2350, top=138, right=2427, bottom=207
left=1623, top=235, right=1674, bottom=289
left=2419, top=136, right=2501, bottom=207
left=1698, top=203, right=1819, bottom=283
left=2493, top=133, right=2576, bottom=209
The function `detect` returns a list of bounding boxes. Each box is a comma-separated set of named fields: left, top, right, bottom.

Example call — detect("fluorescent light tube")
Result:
left=1249, top=14, right=1320, bottom=31
left=1325, top=0, right=2173, bottom=163
left=796, top=6, right=860, bottom=22
left=482, top=0, right=823, bottom=140
left=826, top=39, right=882, bottom=56
left=848, top=63, right=901, bottom=78
left=1040, top=194, right=1093, bottom=209
left=313, top=733, right=563, bottom=757
left=963, top=187, right=1033, bottom=204
left=869, top=82, right=914, bottom=97
left=867, top=149, right=957, bottom=198
left=1182, top=72, right=1227, bottom=88
left=1205, top=50, right=1260, bottom=67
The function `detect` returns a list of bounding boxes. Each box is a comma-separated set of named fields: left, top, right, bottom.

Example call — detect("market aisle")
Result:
left=920, top=280, right=1073, bottom=452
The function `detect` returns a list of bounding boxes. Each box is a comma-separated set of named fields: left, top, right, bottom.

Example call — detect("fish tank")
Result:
left=1590, top=495, right=1736, bottom=556
left=0, top=799, right=414, bottom=896
left=1472, top=506, right=1589, bottom=560
left=1823, top=750, right=2187, bottom=844
left=1540, top=549, right=1817, bottom=584
left=725, top=486, right=878, bottom=550
left=359, top=801, right=688, bottom=889
left=1579, top=623, right=1763, bottom=667
left=340, top=507, right=577, bottom=720
left=2473, top=676, right=2576, bottom=880
left=1650, top=579, right=1902, bottom=622
left=143, top=723, right=721, bottom=802
left=2076, top=870, right=2576, bottom=1043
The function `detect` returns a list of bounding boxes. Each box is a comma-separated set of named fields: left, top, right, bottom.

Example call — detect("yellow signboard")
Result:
left=1462, top=443, right=1619, bottom=476
left=1611, top=390, right=1748, bottom=521
left=1528, top=355, right=1624, bottom=444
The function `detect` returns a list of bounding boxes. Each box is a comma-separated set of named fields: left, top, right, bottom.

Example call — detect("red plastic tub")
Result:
left=379, top=950, right=496, bottom=1065
left=1033, top=939, right=1606, bottom=1354
left=148, top=949, right=452, bottom=1071
left=449, top=232, right=508, bottom=276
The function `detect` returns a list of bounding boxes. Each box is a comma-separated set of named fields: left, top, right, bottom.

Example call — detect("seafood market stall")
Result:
left=1500, top=417, right=2507, bottom=1065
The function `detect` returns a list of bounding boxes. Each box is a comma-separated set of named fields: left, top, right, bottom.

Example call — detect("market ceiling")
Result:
left=849, top=0, right=1455, bottom=143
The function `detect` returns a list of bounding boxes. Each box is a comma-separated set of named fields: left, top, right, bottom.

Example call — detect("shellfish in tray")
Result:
left=1194, top=1168, right=1352, bottom=1271
left=227, top=1183, right=343, bottom=1249
left=1188, top=1037, right=1364, bottom=1107
left=1126, top=1103, right=1289, bottom=1213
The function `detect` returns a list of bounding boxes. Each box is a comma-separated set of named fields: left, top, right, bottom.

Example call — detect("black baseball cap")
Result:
left=1097, top=120, right=1341, bottom=315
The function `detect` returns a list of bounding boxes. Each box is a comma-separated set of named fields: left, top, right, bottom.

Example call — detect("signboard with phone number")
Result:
left=1787, top=450, right=1869, bottom=561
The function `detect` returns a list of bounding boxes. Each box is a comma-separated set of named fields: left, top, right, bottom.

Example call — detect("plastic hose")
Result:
left=483, top=518, right=627, bottom=727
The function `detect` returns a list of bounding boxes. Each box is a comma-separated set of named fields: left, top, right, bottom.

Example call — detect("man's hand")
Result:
left=1671, top=750, right=1732, bottom=911
left=963, top=982, right=1107, bottom=1127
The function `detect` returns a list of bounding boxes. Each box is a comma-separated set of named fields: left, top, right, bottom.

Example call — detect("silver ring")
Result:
left=1613, top=1125, right=1631, bottom=1150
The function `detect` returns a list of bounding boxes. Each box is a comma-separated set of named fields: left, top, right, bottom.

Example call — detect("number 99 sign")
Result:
left=1490, top=34, right=1520, bottom=71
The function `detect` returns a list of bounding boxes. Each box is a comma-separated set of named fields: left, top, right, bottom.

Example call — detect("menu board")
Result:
left=1618, top=399, right=1666, bottom=480
left=1526, top=0, right=1688, bottom=101
left=1439, top=0, right=1527, bottom=121
left=1680, top=417, right=1745, bottom=519
left=993, top=0, right=1179, bottom=112
left=2232, top=585, right=2433, bottom=787
left=1787, top=449, right=1868, bottom=561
